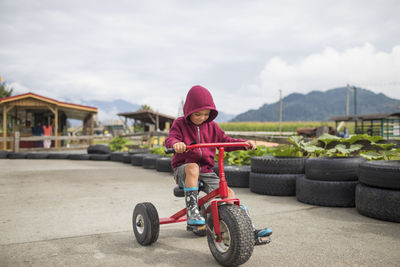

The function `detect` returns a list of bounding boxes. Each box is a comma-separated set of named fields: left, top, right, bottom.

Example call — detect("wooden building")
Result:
left=0, top=92, right=98, bottom=150
left=118, top=109, right=175, bottom=132
left=118, top=109, right=175, bottom=146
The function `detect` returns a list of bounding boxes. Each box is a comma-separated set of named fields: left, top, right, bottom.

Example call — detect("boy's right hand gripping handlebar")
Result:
left=164, top=142, right=252, bottom=154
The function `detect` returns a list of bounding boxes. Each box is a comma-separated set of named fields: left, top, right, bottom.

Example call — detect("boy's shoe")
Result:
left=254, top=228, right=272, bottom=246
left=185, top=188, right=205, bottom=225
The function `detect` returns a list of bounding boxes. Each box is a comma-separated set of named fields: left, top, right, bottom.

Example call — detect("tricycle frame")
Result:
left=159, top=142, right=250, bottom=242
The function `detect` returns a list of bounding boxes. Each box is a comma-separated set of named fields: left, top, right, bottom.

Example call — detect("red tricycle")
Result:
left=132, top=142, right=271, bottom=266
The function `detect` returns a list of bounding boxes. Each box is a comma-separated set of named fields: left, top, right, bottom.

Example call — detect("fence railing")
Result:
left=0, top=131, right=170, bottom=152
left=1, top=130, right=291, bottom=152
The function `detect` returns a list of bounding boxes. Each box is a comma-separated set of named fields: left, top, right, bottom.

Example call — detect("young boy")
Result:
left=165, top=85, right=271, bottom=244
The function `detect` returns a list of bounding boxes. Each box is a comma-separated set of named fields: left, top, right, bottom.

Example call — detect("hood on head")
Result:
left=183, top=85, right=218, bottom=123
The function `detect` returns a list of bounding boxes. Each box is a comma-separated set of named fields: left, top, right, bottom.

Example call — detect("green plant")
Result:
left=150, top=146, right=171, bottom=157
left=287, top=134, right=399, bottom=159
left=109, top=136, right=129, bottom=152
left=215, top=145, right=278, bottom=166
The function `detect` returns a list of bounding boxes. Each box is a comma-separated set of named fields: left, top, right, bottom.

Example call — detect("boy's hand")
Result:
left=246, top=140, right=257, bottom=150
left=173, top=142, right=186, bottom=153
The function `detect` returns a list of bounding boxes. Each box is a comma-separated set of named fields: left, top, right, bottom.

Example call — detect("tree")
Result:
left=141, top=104, right=151, bottom=110
left=0, top=78, right=13, bottom=99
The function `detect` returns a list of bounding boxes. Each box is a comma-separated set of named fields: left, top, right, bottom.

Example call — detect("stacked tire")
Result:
left=214, top=165, right=251, bottom=188
left=250, top=156, right=305, bottom=196
left=297, top=157, right=366, bottom=207
left=142, top=154, right=161, bottom=169
left=356, top=160, right=400, bottom=223
left=156, top=157, right=172, bottom=172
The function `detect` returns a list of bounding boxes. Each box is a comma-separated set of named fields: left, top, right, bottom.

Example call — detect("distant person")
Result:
left=32, top=121, right=43, bottom=147
left=165, top=85, right=272, bottom=245
left=42, top=121, right=53, bottom=148
left=339, top=127, right=349, bottom=138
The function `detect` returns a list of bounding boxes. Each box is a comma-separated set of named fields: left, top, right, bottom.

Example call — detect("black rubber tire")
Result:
left=213, top=165, right=219, bottom=175
left=110, top=152, right=127, bottom=162
left=305, top=157, right=366, bottom=181
left=68, top=154, right=91, bottom=160
left=128, top=148, right=151, bottom=155
left=206, top=205, right=254, bottom=267
left=142, top=155, right=160, bottom=169
left=0, top=151, right=9, bottom=158
left=223, top=165, right=251, bottom=188
left=26, top=153, right=49, bottom=159
left=296, top=175, right=357, bottom=207
left=122, top=154, right=133, bottom=164
left=249, top=172, right=302, bottom=196
left=358, top=160, right=400, bottom=190
left=156, top=157, right=172, bottom=172
left=89, top=154, right=111, bottom=161
left=251, top=156, right=305, bottom=174
left=7, top=152, right=28, bottom=159
left=131, top=153, right=148, bottom=166
left=47, top=153, right=69, bottom=159
left=355, top=183, right=400, bottom=223
left=132, top=202, right=160, bottom=246
left=87, top=144, right=111, bottom=154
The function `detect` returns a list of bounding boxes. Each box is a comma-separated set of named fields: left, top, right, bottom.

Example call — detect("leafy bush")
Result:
left=286, top=134, right=399, bottom=159
left=109, top=136, right=129, bottom=152
left=150, top=146, right=172, bottom=157
left=216, top=134, right=400, bottom=165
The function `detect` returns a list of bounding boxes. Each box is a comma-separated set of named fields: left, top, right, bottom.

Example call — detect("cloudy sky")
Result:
left=1, top=0, right=399, bottom=118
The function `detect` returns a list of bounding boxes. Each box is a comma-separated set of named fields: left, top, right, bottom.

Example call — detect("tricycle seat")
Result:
left=173, top=181, right=205, bottom=197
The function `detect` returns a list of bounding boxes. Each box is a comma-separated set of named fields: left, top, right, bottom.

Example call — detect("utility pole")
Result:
left=346, top=84, right=350, bottom=116
left=353, top=86, right=357, bottom=115
left=279, top=89, right=282, bottom=134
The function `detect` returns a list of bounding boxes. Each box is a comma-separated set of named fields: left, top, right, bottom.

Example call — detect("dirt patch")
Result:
left=251, top=140, right=280, bottom=147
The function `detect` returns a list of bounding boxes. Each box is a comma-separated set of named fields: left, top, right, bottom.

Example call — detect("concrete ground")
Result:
left=0, top=159, right=399, bottom=267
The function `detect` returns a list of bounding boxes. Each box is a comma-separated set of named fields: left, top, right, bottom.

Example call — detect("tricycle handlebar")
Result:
left=165, top=142, right=251, bottom=154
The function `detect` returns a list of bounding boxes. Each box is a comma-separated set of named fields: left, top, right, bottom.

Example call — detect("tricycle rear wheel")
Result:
left=206, top=205, right=254, bottom=266
left=132, top=202, right=159, bottom=246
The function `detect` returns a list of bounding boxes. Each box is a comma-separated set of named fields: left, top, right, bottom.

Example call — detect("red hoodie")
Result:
left=165, top=85, right=246, bottom=173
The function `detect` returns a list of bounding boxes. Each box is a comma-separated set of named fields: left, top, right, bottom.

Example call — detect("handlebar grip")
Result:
left=165, top=148, right=175, bottom=154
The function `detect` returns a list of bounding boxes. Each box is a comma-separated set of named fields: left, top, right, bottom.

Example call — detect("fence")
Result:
left=0, top=131, right=170, bottom=152
left=1, top=130, right=293, bottom=152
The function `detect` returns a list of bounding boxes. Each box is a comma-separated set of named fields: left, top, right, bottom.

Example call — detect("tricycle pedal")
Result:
left=187, top=224, right=206, bottom=232
left=255, top=235, right=271, bottom=246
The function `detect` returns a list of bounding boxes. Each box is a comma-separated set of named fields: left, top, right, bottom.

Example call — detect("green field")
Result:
left=218, top=121, right=338, bottom=132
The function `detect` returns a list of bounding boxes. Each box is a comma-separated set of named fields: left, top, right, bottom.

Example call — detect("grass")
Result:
left=218, top=121, right=339, bottom=132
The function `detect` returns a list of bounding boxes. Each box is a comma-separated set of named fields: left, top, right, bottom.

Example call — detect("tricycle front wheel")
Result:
left=206, top=205, right=254, bottom=266
left=132, top=202, right=159, bottom=246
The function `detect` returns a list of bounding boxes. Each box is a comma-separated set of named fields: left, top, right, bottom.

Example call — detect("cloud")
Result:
left=255, top=43, right=400, bottom=103
left=1, top=0, right=400, bottom=117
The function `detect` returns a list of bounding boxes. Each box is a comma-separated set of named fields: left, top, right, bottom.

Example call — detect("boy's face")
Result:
left=190, top=109, right=210, bottom=125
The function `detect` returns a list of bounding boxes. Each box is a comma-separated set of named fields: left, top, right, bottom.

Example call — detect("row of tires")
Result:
left=219, top=157, right=400, bottom=223
left=0, top=149, right=174, bottom=172
left=2, top=148, right=399, bottom=223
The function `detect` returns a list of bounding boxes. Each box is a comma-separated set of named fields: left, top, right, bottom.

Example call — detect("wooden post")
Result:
left=14, top=131, right=20, bottom=152
left=156, top=114, right=159, bottom=131
left=2, top=104, right=14, bottom=150
left=90, top=113, right=94, bottom=145
left=54, top=107, right=59, bottom=148
left=3, top=105, right=7, bottom=150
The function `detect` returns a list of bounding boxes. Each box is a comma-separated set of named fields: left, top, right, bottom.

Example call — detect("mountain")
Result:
left=231, top=87, right=400, bottom=122
left=73, top=99, right=235, bottom=123
left=80, top=99, right=141, bottom=122
left=215, top=111, right=236, bottom=123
